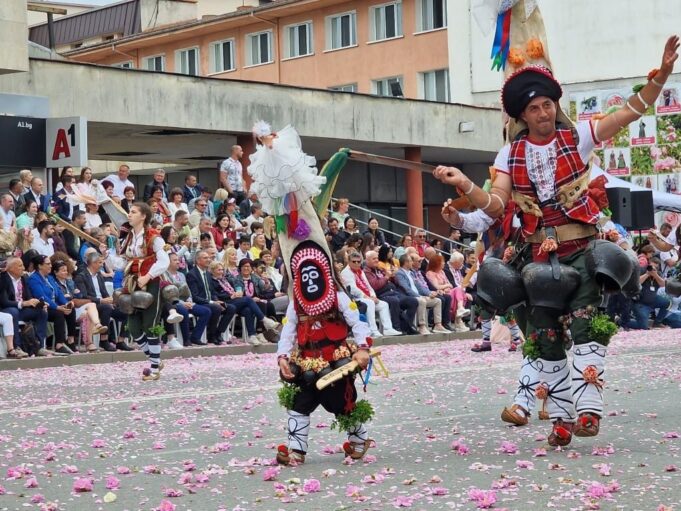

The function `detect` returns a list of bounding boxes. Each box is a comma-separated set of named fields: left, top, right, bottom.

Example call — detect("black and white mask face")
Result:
left=290, top=241, right=336, bottom=316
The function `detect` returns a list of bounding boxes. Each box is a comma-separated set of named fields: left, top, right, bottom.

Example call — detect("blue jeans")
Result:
left=228, top=297, right=263, bottom=336
left=185, top=303, right=214, bottom=343
left=663, top=311, right=681, bottom=328
left=627, top=295, right=671, bottom=329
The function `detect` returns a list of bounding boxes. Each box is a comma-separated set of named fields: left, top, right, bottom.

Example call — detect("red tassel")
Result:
left=343, top=378, right=355, bottom=414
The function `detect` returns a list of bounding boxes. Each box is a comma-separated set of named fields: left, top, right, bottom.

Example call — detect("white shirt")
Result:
left=494, top=121, right=597, bottom=202
left=31, top=236, right=55, bottom=257
left=104, top=174, right=135, bottom=199
left=236, top=247, right=251, bottom=263
left=84, top=212, right=103, bottom=231
left=89, top=270, right=103, bottom=299
left=1, top=209, right=15, bottom=230
left=277, top=292, right=370, bottom=357
left=168, top=202, right=189, bottom=217
left=107, top=230, right=169, bottom=278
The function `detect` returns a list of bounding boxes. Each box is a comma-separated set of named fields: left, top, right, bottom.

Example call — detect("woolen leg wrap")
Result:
left=286, top=411, right=310, bottom=454
left=147, top=336, right=161, bottom=371
left=537, top=358, right=575, bottom=422
left=572, top=342, right=606, bottom=417
left=347, top=422, right=368, bottom=444
left=513, top=356, right=539, bottom=414
left=481, top=318, right=492, bottom=342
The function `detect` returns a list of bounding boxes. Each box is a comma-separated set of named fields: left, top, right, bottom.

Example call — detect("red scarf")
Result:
left=351, top=267, right=372, bottom=297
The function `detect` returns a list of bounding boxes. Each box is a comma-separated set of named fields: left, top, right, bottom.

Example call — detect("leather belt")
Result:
left=525, top=224, right=597, bottom=244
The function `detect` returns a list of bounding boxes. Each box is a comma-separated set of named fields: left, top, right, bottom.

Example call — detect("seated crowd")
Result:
left=0, top=166, right=476, bottom=360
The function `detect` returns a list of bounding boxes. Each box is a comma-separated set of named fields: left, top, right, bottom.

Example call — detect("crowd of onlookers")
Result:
left=2, top=146, right=676, bottom=361
left=607, top=222, right=681, bottom=330
left=0, top=145, right=478, bottom=360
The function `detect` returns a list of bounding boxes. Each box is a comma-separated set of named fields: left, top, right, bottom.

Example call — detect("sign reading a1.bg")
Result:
left=46, top=117, right=87, bottom=167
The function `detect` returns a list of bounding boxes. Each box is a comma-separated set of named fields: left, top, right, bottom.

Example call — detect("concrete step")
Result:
left=0, top=331, right=481, bottom=371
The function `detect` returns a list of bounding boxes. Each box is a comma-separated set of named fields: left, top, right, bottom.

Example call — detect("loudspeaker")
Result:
left=630, top=190, right=655, bottom=230
left=605, top=187, right=631, bottom=228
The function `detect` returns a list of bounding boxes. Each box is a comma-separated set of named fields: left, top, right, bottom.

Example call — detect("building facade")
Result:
left=53, top=0, right=450, bottom=101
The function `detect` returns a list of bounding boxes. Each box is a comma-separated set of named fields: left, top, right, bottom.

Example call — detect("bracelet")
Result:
left=626, top=100, right=644, bottom=117
left=490, top=193, right=505, bottom=210
left=651, top=76, right=664, bottom=87
left=277, top=354, right=289, bottom=362
left=481, top=193, right=492, bottom=210
left=636, top=91, right=650, bottom=109
left=463, top=180, right=475, bottom=195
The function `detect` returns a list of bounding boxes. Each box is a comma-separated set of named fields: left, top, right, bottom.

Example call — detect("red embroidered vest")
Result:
left=123, top=229, right=160, bottom=277
left=509, top=128, right=600, bottom=239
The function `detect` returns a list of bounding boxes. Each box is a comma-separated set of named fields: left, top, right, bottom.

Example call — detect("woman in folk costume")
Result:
left=247, top=121, right=375, bottom=465
left=436, top=0, right=679, bottom=446
left=107, top=202, right=170, bottom=381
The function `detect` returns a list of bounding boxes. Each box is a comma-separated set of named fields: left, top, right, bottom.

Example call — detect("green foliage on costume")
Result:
left=522, top=338, right=541, bottom=360
left=277, top=382, right=300, bottom=410
left=315, top=148, right=350, bottom=218
left=588, top=313, right=618, bottom=346
left=331, top=399, right=374, bottom=432
left=147, top=324, right=165, bottom=337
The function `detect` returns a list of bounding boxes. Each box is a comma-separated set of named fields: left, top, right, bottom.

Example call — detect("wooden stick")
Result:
left=346, top=149, right=437, bottom=174
left=50, top=214, right=100, bottom=246
left=316, top=349, right=383, bottom=390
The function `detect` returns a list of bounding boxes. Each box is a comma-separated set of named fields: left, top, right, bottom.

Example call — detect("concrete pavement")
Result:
left=0, top=329, right=679, bottom=510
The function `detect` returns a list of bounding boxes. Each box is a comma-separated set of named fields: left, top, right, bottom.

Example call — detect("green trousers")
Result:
left=127, top=280, right=163, bottom=340
left=525, top=250, right=602, bottom=361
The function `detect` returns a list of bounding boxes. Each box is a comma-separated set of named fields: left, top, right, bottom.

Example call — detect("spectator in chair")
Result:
left=163, top=252, right=212, bottom=348
left=27, top=254, right=77, bottom=355
left=73, top=252, right=131, bottom=352
left=340, top=250, right=402, bottom=338
left=0, top=257, right=49, bottom=356
left=210, top=260, right=275, bottom=345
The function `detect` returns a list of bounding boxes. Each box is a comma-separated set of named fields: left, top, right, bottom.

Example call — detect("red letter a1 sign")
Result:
left=46, top=117, right=87, bottom=166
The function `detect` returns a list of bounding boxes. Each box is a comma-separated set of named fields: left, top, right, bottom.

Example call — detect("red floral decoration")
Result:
left=582, top=365, right=601, bottom=385
left=508, top=47, right=526, bottom=67
left=535, top=383, right=549, bottom=400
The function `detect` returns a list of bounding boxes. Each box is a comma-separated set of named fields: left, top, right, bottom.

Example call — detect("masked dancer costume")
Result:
left=247, top=121, right=376, bottom=465
left=436, top=0, right=677, bottom=446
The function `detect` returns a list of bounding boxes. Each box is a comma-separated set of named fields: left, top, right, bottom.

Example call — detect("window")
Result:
left=420, top=69, right=450, bottom=102
left=246, top=30, right=273, bottom=66
left=113, top=61, right=133, bottom=69
left=329, top=83, right=358, bottom=93
left=176, top=47, right=199, bottom=75
left=210, top=39, right=235, bottom=73
left=144, top=55, right=165, bottom=72
left=370, top=1, right=403, bottom=41
left=284, top=22, right=313, bottom=58
left=416, top=0, right=447, bottom=32
left=373, top=76, right=403, bottom=97
left=326, top=11, right=357, bottom=50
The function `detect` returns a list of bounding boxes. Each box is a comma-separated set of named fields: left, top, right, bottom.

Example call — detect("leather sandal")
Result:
left=500, top=404, right=529, bottom=426
left=342, top=439, right=374, bottom=460
left=573, top=413, right=600, bottom=437
left=548, top=419, right=573, bottom=447
left=276, top=445, right=305, bottom=465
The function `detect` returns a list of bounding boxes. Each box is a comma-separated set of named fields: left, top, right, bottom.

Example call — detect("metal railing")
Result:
left=329, top=198, right=470, bottom=252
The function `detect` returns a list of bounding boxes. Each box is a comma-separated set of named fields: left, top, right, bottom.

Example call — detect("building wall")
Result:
left=74, top=0, right=449, bottom=99
left=448, top=0, right=681, bottom=106
left=0, top=0, right=29, bottom=75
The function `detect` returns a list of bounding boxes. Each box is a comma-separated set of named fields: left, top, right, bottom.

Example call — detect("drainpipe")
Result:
left=250, top=12, right=280, bottom=84
left=47, top=12, right=56, bottom=51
